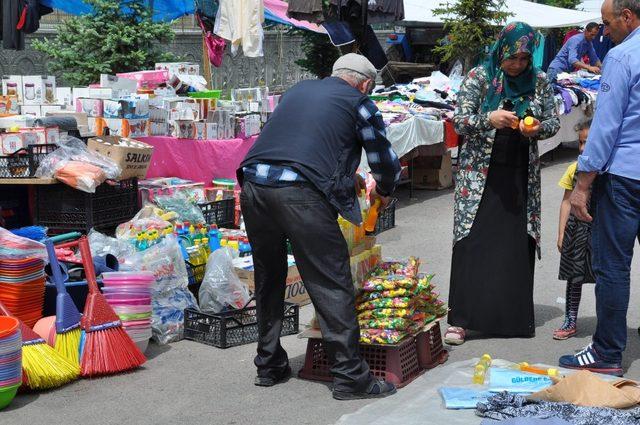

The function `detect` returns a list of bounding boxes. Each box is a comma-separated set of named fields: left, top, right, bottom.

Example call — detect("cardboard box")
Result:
left=88, top=135, right=154, bottom=180
left=2, top=76, right=23, bottom=102
left=412, top=151, right=453, bottom=190
left=99, top=74, right=138, bottom=96
left=56, top=87, right=73, bottom=106
left=174, top=119, right=196, bottom=139
left=21, top=104, right=65, bottom=117
left=19, top=127, right=46, bottom=146
left=102, top=118, right=148, bottom=138
left=236, top=265, right=311, bottom=306
left=22, top=75, right=56, bottom=105
left=45, top=127, right=60, bottom=145
left=127, top=119, right=149, bottom=138
left=155, top=62, right=200, bottom=79
left=194, top=121, right=206, bottom=140
left=1, top=133, right=25, bottom=154
left=76, top=98, right=104, bottom=117
left=149, top=121, right=169, bottom=136
left=0, top=96, right=19, bottom=115
left=103, top=99, right=149, bottom=119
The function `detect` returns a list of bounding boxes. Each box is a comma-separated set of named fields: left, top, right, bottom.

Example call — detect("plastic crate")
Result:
left=183, top=301, right=299, bottom=349
left=198, top=198, right=235, bottom=228
left=374, top=199, right=396, bottom=235
left=416, top=321, right=449, bottom=369
left=35, top=178, right=139, bottom=235
left=299, top=329, right=438, bottom=388
left=0, top=144, right=57, bottom=178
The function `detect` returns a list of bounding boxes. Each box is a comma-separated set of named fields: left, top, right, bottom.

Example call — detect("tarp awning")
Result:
left=403, top=0, right=602, bottom=28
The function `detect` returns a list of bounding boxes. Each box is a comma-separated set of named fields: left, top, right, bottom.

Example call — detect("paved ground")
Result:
left=4, top=149, right=640, bottom=425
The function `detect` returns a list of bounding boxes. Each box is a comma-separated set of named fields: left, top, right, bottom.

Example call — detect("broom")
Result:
left=45, top=238, right=82, bottom=367
left=0, top=301, right=79, bottom=389
left=77, top=236, right=146, bottom=377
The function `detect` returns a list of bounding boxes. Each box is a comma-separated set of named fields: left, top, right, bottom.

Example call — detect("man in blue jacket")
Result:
left=238, top=54, right=401, bottom=400
left=560, top=0, right=640, bottom=376
left=547, top=22, right=603, bottom=81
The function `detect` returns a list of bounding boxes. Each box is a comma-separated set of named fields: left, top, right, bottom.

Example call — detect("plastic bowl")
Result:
left=0, top=383, right=21, bottom=410
left=0, top=317, right=19, bottom=340
left=134, top=338, right=149, bottom=353
left=102, top=272, right=155, bottom=282
left=32, top=316, right=57, bottom=346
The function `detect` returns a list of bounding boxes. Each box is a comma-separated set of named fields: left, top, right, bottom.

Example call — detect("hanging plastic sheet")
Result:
left=40, top=0, right=195, bottom=22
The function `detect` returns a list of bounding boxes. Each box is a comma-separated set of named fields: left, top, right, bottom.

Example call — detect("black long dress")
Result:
left=448, top=128, right=536, bottom=337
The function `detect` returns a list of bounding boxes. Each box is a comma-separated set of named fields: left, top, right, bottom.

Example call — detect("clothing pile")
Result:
left=356, top=258, right=448, bottom=344
left=553, top=71, right=599, bottom=116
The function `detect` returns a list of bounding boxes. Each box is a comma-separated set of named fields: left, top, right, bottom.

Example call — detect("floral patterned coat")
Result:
left=452, top=66, right=560, bottom=258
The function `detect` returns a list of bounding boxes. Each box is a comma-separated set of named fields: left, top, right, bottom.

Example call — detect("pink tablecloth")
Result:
left=138, top=136, right=257, bottom=187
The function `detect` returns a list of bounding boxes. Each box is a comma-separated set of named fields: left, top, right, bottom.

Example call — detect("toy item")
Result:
left=77, top=236, right=146, bottom=377
left=518, top=362, right=559, bottom=378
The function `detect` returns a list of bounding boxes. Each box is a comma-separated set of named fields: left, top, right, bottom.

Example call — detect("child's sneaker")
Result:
left=559, top=343, right=623, bottom=376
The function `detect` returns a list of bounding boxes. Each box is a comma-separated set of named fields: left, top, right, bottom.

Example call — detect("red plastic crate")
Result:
left=298, top=323, right=447, bottom=388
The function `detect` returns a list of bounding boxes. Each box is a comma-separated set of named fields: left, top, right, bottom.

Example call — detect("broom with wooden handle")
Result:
left=0, top=300, right=78, bottom=389
left=45, top=239, right=82, bottom=367
left=77, top=236, right=146, bottom=377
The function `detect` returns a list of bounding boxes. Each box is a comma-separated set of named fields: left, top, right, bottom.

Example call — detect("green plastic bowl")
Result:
left=188, top=90, right=222, bottom=99
left=0, top=384, right=20, bottom=410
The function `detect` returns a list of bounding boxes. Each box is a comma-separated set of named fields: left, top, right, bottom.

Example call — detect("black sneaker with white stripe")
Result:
left=559, top=343, right=623, bottom=376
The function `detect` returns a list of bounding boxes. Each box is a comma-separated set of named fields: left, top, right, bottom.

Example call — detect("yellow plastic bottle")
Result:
left=473, top=364, right=487, bottom=385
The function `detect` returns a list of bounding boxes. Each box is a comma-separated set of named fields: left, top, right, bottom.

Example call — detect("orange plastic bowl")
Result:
left=0, top=316, right=19, bottom=339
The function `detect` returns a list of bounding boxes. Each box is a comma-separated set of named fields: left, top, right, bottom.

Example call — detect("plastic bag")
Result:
left=35, top=136, right=121, bottom=192
left=449, top=60, right=464, bottom=79
left=88, top=229, right=136, bottom=264
left=123, top=235, right=197, bottom=344
left=115, top=204, right=174, bottom=241
left=153, top=192, right=206, bottom=224
left=0, top=227, right=47, bottom=260
left=199, top=248, right=251, bottom=313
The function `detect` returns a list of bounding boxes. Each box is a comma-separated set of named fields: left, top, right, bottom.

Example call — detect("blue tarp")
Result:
left=40, top=0, right=195, bottom=22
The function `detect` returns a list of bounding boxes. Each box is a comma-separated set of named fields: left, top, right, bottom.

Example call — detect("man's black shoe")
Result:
left=254, top=366, right=292, bottom=387
left=332, top=379, right=397, bottom=401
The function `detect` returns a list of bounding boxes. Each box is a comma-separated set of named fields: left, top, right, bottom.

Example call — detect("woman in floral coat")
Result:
left=445, top=22, right=560, bottom=345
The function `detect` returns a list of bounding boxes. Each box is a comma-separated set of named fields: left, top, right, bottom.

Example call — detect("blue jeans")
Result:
left=592, top=174, right=640, bottom=363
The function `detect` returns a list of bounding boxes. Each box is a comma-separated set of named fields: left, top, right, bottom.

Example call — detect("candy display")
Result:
left=356, top=258, right=447, bottom=344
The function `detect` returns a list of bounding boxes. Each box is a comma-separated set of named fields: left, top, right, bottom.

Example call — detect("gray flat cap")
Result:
left=332, top=54, right=377, bottom=80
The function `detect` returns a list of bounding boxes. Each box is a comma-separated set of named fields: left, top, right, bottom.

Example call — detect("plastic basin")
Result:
left=0, top=383, right=20, bottom=410
left=0, top=317, right=19, bottom=340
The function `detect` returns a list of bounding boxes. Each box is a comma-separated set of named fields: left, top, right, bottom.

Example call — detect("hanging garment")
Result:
left=330, top=0, right=404, bottom=24
left=287, top=0, right=324, bottom=23
left=323, top=20, right=356, bottom=46
left=214, top=0, right=264, bottom=58
left=197, top=13, right=226, bottom=67
left=356, top=24, right=388, bottom=69
left=2, top=0, right=25, bottom=50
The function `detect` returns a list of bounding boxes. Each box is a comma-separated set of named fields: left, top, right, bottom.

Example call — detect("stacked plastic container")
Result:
left=0, top=316, right=21, bottom=410
left=102, top=272, right=154, bottom=353
left=0, top=258, right=45, bottom=327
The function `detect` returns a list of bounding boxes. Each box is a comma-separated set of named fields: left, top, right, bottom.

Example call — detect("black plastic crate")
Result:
left=0, top=144, right=58, bottom=178
left=35, top=178, right=139, bottom=235
left=198, top=198, right=235, bottom=228
left=184, top=301, right=299, bottom=349
left=374, top=199, right=397, bottom=235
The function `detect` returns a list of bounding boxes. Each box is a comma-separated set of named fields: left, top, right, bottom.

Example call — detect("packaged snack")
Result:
left=360, top=328, right=407, bottom=345
left=358, top=308, right=414, bottom=320
left=357, top=297, right=413, bottom=311
left=361, top=276, right=415, bottom=292
left=358, top=317, right=415, bottom=331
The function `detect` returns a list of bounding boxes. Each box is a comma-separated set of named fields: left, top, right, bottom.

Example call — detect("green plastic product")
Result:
left=0, top=384, right=20, bottom=410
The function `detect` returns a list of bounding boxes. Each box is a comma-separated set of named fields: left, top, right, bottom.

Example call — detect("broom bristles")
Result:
left=22, top=341, right=80, bottom=389
left=80, top=326, right=146, bottom=378
left=54, top=328, right=81, bottom=368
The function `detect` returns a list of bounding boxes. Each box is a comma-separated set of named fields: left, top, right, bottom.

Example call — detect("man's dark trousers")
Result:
left=240, top=181, right=372, bottom=392
left=592, top=173, right=640, bottom=363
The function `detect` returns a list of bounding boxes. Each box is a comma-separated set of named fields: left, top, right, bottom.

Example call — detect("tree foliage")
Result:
left=433, top=0, right=511, bottom=71
left=538, top=0, right=582, bottom=9
left=294, top=30, right=340, bottom=79
left=33, top=0, right=177, bottom=86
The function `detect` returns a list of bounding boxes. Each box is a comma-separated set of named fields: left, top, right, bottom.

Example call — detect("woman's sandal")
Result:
left=553, top=327, right=577, bottom=340
left=444, top=326, right=466, bottom=345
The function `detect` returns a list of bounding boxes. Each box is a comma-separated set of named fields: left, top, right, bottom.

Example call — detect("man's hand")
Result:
left=570, top=186, right=592, bottom=222
left=519, top=117, right=541, bottom=138
left=355, top=174, right=366, bottom=194
left=489, top=110, right=518, bottom=129
left=588, top=65, right=601, bottom=74
left=370, top=188, right=391, bottom=210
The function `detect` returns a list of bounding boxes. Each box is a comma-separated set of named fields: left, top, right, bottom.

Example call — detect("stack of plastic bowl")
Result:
left=0, top=316, right=21, bottom=410
left=102, top=272, right=154, bottom=352
left=0, top=258, right=45, bottom=328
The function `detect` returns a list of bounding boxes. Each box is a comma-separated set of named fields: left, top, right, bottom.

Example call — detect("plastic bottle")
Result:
left=473, top=364, right=487, bottom=385
left=364, top=199, right=381, bottom=233
left=523, top=116, right=536, bottom=130
left=479, top=353, right=492, bottom=369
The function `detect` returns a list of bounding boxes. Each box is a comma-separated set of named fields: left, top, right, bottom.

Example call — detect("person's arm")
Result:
left=357, top=98, right=402, bottom=199
left=558, top=189, right=572, bottom=252
left=588, top=44, right=602, bottom=70
left=452, top=67, right=495, bottom=136
left=524, top=72, right=560, bottom=140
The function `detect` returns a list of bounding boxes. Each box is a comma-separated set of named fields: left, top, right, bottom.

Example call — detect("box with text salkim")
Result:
left=88, top=136, right=153, bottom=180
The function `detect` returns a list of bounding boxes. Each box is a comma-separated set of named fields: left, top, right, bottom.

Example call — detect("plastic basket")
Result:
left=183, top=301, right=299, bottom=349
left=374, top=199, right=396, bottom=235
left=198, top=198, right=235, bottom=228
left=298, top=333, right=423, bottom=388
left=416, top=322, right=449, bottom=369
left=0, top=144, right=57, bottom=178
left=35, top=178, right=139, bottom=235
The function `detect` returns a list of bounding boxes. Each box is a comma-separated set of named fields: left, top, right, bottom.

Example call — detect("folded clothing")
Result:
left=440, top=387, right=492, bottom=410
